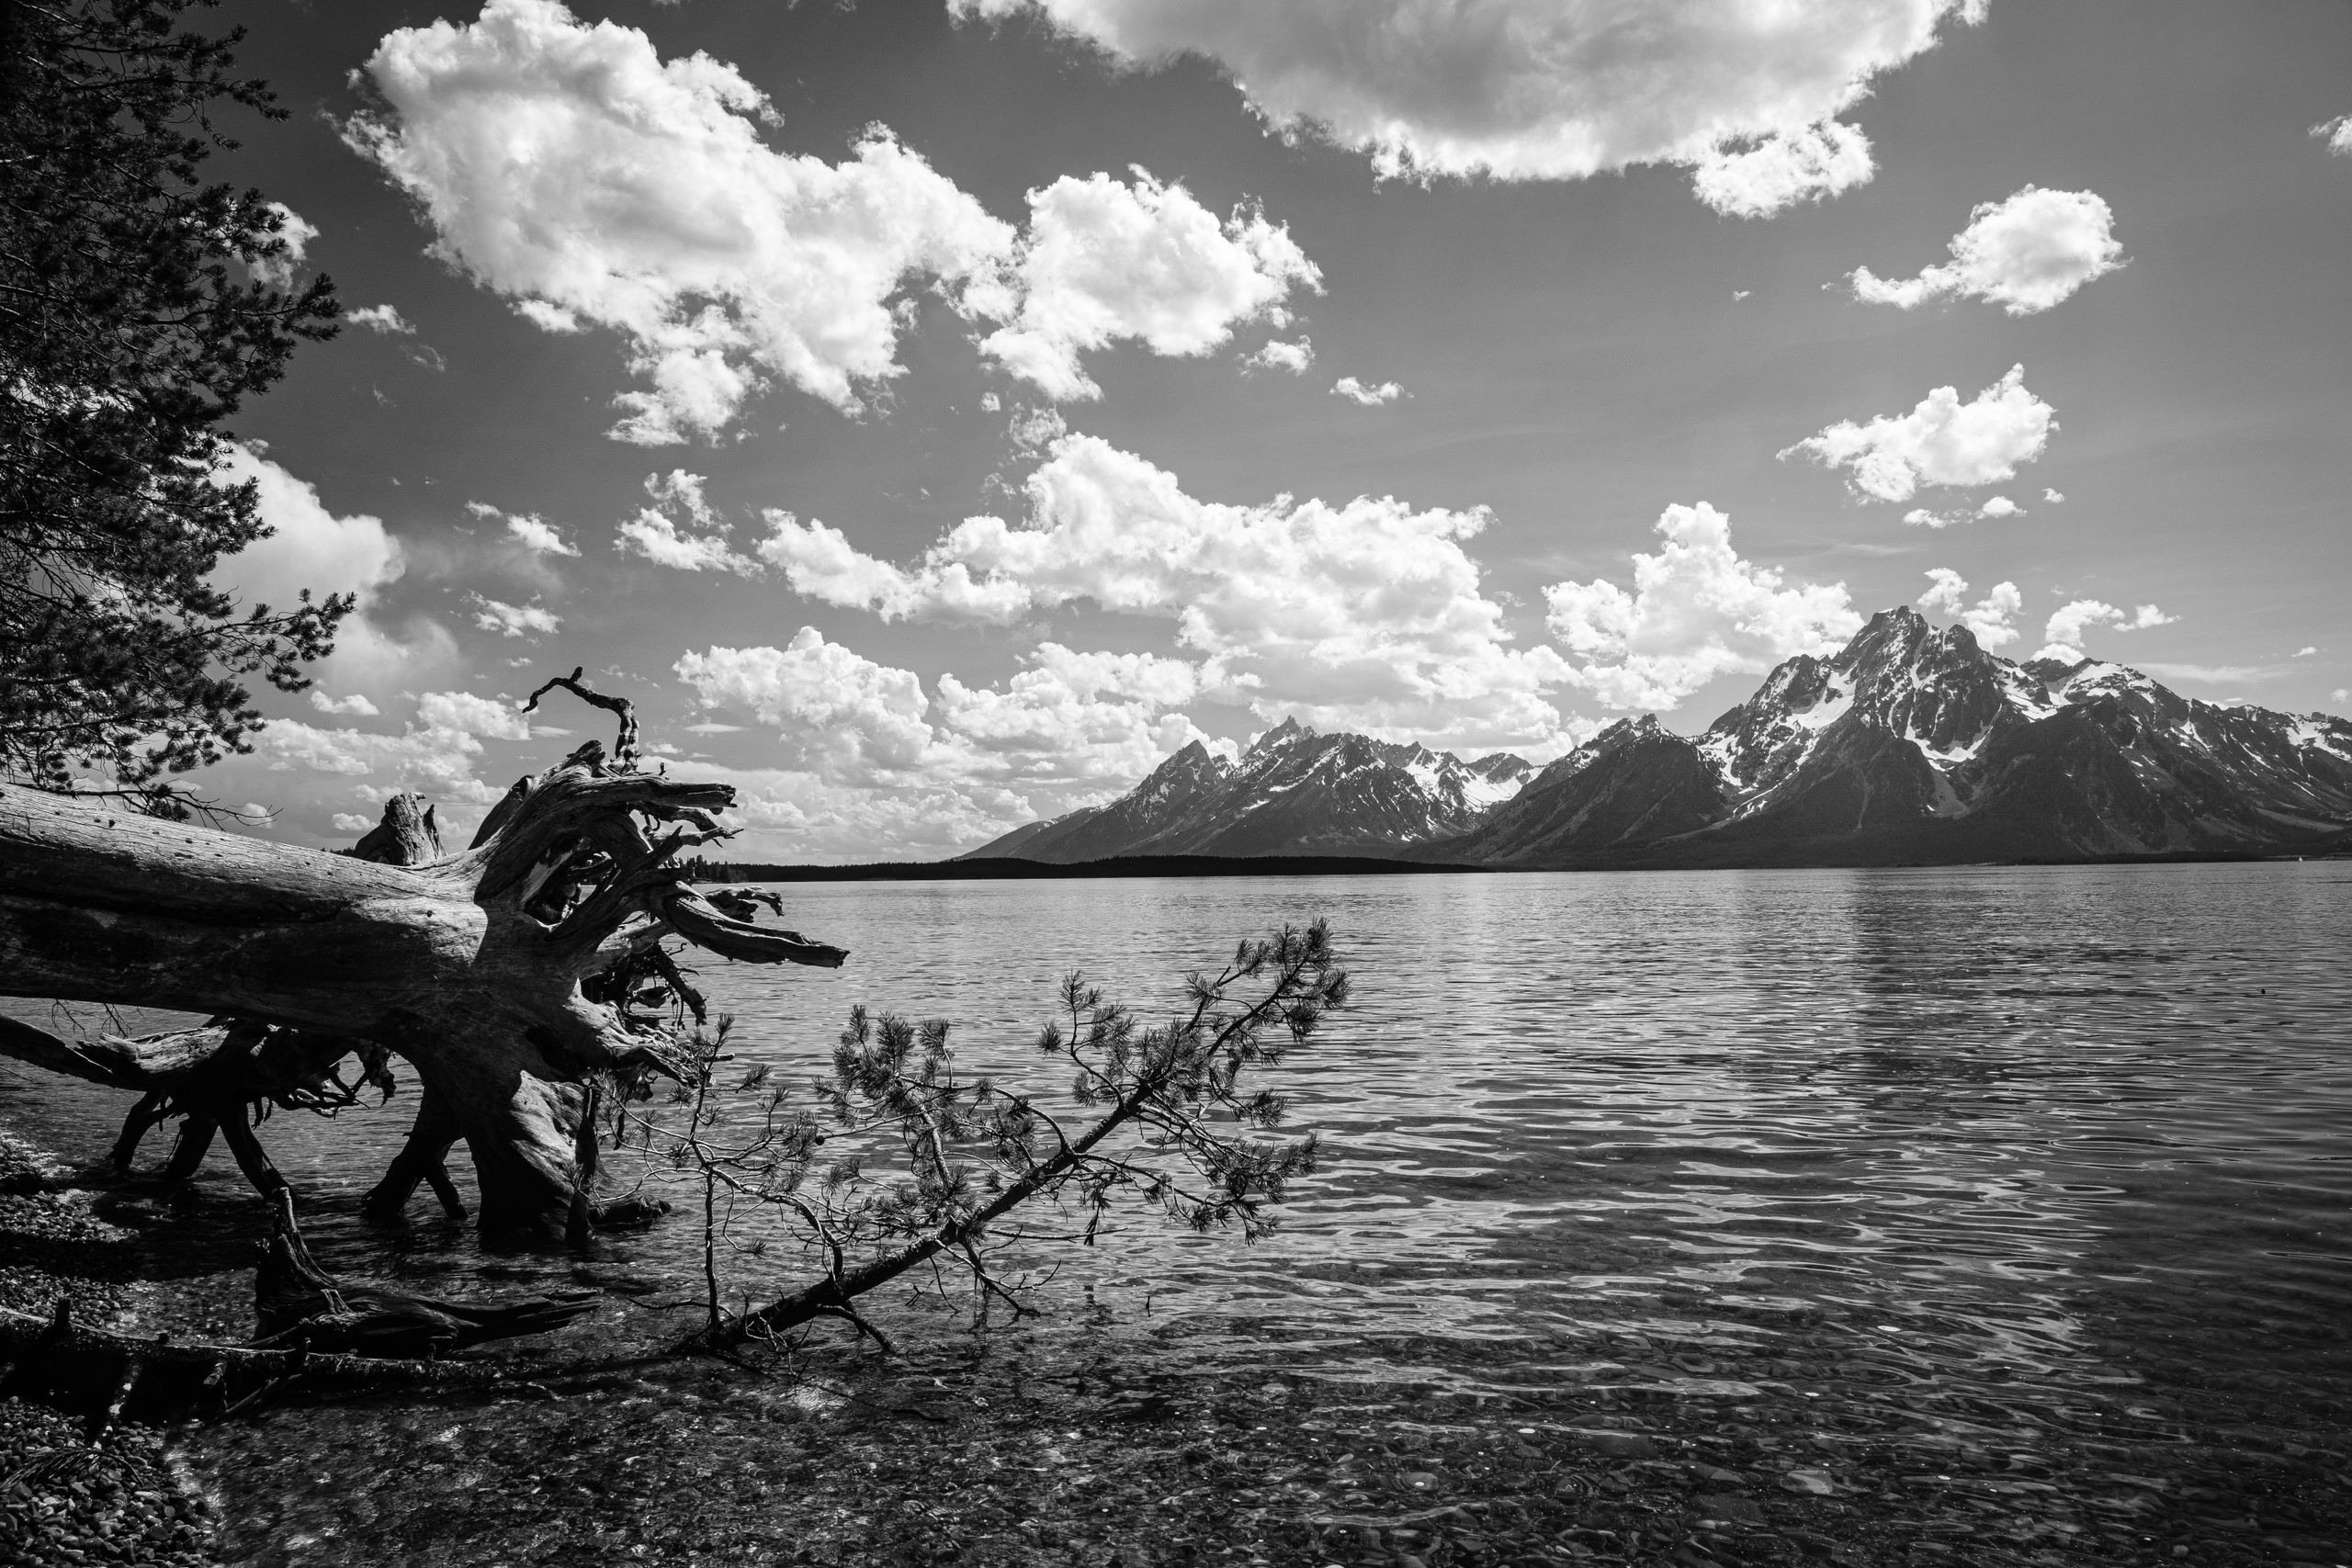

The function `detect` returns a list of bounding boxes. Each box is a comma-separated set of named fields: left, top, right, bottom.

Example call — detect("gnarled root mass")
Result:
left=0, top=679, right=844, bottom=1241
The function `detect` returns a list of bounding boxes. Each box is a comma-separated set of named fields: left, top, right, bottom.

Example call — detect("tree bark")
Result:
left=0, top=743, right=844, bottom=1234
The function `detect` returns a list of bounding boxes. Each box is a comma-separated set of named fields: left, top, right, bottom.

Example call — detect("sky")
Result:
left=192, top=0, right=2352, bottom=860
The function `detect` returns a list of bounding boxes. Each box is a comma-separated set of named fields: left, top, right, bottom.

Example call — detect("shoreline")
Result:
left=686, top=850, right=2319, bottom=884
left=0, top=1114, right=1939, bottom=1568
left=4, top=1098, right=2340, bottom=1566
left=0, top=1127, right=220, bottom=1568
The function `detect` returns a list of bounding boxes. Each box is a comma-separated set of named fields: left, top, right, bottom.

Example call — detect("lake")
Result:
left=6, top=861, right=2350, bottom=1561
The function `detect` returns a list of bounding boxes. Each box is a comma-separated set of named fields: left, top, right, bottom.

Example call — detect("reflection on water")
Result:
left=6, top=863, right=2350, bottom=1551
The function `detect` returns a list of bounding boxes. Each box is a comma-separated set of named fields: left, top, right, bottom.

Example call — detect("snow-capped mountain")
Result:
left=961, top=717, right=1534, bottom=862
left=1445, top=607, right=2352, bottom=866
left=963, top=609, right=2352, bottom=868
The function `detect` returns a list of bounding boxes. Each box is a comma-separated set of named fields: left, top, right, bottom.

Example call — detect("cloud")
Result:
left=1331, top=377, right=1404, bottom=406
left=2042, top=488, right=2065, bottom=504
left=1690, top=120, right=1875, bottom=219
left=669, top=629, right=1251, bottom=859
left=978, top=171, right=1320, bottom=400
left=211, top=446, right=402, bottom=615
left=209, top=445, right=458, bottom=695
left=1849, top=186, right=2125, bottom=314
left=955, top=0, right=1984, bottom=215
left=469, top=593, right=562, bottom=638
left=414, top=689, right=532, bottom=740
left=257, top=687, right=536, bottom=814
left=1542, top=502, right=1861, bottom=710
left=310, top=691, right=381, bottom=717
left=1900, top=492, right=2019, bottom=526
left=1243, top=338, right=1314, bottom=375
left=675, top=629, right=1224, bottom=803
left=467, top=499, right=579, bottom=557
left=2136, top=662, right=2278, bottom=687
left=1917, top=569, right=2021, bottom=649
left=345, top=304, right=416, bottom=335
left=252, top=204, right=319, bottom=289
left=752, top=434, right=1581, bottom=751
left=2035, top=597, right=2176, bottom=660
left=616, top=470, right=761, bottom=574
left=676, top=631, right=935, bottom=774
left=1007, top=405, right=1070, bottom=457
left=346, top=0, right=1017, bottom=442
left=2314, top=116, right=2352, bottom=156
left=332, top=812, right=375, bottom=833
left=2294, top=646, right=2318, bottom=659
left=1781, top=364, right=2055, bottom=503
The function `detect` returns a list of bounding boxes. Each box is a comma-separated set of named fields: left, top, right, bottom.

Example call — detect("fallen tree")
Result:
left=0, top=672, right=845, bottom=1238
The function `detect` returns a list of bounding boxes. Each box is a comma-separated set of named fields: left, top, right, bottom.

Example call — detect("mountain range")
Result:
left=964, top=608, right=2352, bottom=868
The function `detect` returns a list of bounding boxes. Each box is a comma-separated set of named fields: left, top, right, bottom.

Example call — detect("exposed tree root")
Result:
left=0, top=671, right=846, bottom=1236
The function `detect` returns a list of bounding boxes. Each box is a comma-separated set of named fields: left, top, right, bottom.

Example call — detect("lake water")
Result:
left=6, top=862, right=2351, bottom=1558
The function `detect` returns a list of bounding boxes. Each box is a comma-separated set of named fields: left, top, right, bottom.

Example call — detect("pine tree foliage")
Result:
left=617, top=920, right=1350, bottom=1348
left=0, top=0, right=344, bottom=796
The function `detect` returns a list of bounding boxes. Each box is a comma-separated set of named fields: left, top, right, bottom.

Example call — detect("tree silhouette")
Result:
left=0, top=0, right=344, bottom=803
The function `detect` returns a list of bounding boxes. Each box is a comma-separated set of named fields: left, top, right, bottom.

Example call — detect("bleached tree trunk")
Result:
left=0, top=739, right=843, bottom=1235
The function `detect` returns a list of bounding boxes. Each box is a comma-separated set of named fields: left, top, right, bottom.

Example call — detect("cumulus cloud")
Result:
left=2314, top=116, right=2352, bottom=156
left=310, top=691, right=381, bottom=717
left=616, top=470, right=761, bottom=574
left=676, top=631, right=935, bottom=775
left=1541, top=502, right=1861, bottom=710
left=211, top=446, right=401, bottom=615
left=1781, top=364, right=2055, bottom=503
left=345, top=0, right=1016, bottom=442
left=955, top=0, right=1984, bottom=213
left=1917, top=569, right=2022, bottom=649
left=1007, top=405, right=1069, bottom=457
left=752, top=434, right=1580, bottom=751
left=1849, top=186, right=2125, bottom=314
left=209, top=445, right=458, bottom=695
left=1331, top=377, right=1404, bottom=406
left=467, top=499, right=579, bottom=557
left=978, top=171, right=1320, bottom=400
left=345, top=4, right=1323, bottom=436
left=1975, top=495, right=2022, bottom=518
left=258, top=687, right=537, bottom=816
left=1690, top=121, right=1874, bottom=219
left=2035, top=598, right=2177, bottom=661
left=672, top=629, right=1235, bottom=855
left=2042, top=488, right=2065, bottom=504
left=414, top=689, right=533, bottom=740
left=345, top=304, right=415, bottom=335
left=1243, top=338, right=1314, bottom=375
left=332, top=812, right=375, bottom=833
left=469, top=593, right=561, bottom=638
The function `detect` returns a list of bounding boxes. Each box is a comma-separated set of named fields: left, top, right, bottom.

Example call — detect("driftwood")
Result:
left=0, top=1296, right=628, bottom=1428
left=252, top=1190, right=600, bottom=1357
left=349, top=791, right=441, bottom=865
left=0, top=677, right=845, bottom=1236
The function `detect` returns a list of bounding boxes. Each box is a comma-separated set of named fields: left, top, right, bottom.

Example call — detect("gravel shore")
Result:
left=0, top=1130, right=222, bottom=1568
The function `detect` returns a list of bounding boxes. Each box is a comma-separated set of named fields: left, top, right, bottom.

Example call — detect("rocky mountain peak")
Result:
left=1248, top=716, right=1311, bottom=756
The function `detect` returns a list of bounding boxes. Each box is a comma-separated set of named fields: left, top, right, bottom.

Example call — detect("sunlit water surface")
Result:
left=7, top=863, right=2350, bottom=1550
